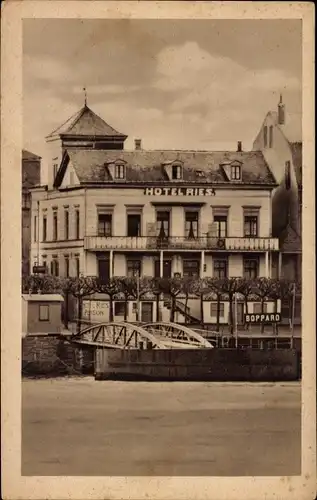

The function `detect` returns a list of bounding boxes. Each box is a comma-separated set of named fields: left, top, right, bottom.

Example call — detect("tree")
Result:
left=233, top=278, right=258, bottom=330
left=253, top=278, right=281, bottom=333
left=150, top=277, right=164, bottom=322
left=95, top=277, right=121, bottom=322
left=218, top=278, right=242, bottom=335
left=272, top=279, right=297, bottom=329
left=63, top=276, right=99, bottom=333
left=155, top=276, right=183, bottom=322
left=204, top=277, right=227, bottom=332
left=117, top=276, right=154, bottom=321
left=191, top=278, right=209, bottom=327
left=181, top=277, right=196, bottom=324
left=22, top=274, right=62, bottom=294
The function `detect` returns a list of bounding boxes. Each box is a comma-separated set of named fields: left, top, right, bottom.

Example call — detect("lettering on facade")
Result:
left=82, top=300, right=109, bottom=321
left=244, top=313, right=281, bottom=324
left=144, top=187, right=216, bottom=196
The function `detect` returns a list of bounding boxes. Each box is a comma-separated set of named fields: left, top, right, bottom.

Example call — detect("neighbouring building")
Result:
left=252, top=96, right=302, bottom=324
left=252, top=95, right=302, bottom=282
left=22, top=149, right=41, bottom=278
left=31, top=103, right=282, bottom=325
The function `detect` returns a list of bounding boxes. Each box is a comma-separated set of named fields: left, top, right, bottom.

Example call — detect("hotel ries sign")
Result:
left=144, top=187, right=216, bottom=196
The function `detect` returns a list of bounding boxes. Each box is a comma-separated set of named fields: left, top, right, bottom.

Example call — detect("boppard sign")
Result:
left=144, top=187, right=216, bottom=196
left=245, top=313, right=281, bottom=324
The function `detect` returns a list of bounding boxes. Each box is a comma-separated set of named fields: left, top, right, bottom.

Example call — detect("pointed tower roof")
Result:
left=46, top=104, right=127, bottom=140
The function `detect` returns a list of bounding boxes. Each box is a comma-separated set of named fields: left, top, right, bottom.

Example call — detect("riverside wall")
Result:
left=95, top=347, right=300, bottom=382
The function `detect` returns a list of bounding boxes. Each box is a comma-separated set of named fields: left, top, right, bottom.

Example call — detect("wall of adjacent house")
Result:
left=22, top=157, right=41, bottom=277
left=253, top=116, right=300, bottom=236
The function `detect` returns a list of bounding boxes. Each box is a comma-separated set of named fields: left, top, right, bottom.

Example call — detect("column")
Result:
left=200, top=250, right=205, bottom=278
left=110, top=250, right=113, bottom=278
left=278, top=252, right=282, bottom=279
left=160, top=250, right=163, bottom=278
left=265, top=251, right=269, bottom=278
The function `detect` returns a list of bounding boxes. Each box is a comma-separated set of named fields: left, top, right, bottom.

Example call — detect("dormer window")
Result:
left=115, top=163, right=125, bottom=179
left=172, top=163, right=182, bottom=180
left=196, top=169, right=205, bottom=178
left=230, top=164, right=241, bottom=181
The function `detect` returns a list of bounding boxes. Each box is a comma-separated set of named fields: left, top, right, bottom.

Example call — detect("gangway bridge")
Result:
left=70, top=321, right=214, bottom=350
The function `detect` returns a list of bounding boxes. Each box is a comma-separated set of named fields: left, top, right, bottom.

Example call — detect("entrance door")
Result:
left=141, top=302, right=153, bottom=323
left=233, top=302, right=244, bottom=325
left=154, top=260, right=172, bottom=278
left=98, top=258, right=110, bottom=283
left=127, top=214, right=141, bottom=237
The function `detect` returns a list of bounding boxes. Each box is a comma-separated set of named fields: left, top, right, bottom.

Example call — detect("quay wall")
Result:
left=22, top=335, right=300, bottom=380
left=95, top=347, right=299, bottom=382
left=22, top=335, right=94, bottom=376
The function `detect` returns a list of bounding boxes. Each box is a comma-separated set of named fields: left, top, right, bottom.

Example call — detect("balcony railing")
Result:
left=84, top=235, right=279, bottom=252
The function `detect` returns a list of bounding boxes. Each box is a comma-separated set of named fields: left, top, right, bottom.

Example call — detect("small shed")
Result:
left=22, top=294, right=64, bottom=336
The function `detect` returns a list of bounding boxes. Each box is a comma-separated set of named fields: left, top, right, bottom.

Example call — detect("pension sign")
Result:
left=144, top=187, right=216, bottom=196
left=245, top=313, right=281, bottom=324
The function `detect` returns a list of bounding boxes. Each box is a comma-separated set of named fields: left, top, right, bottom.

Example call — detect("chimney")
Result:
left=134, top=138, right=142, bottom=150
left=278, top=94, right=285, bottom=125
left=237, top=141, right=242, bottom=152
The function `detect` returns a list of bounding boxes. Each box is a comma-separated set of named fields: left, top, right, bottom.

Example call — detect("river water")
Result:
left=22, top=378, right=301, bottom=476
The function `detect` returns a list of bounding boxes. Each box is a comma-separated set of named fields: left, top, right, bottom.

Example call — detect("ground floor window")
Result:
left=183, top=259, right=200, bottom=278
left=127, top=259, right=142, bottom=277
left=213, top=259, right=227, bottom=278
left=50, top=259, right=59, bottom=277
left=253, top=302, right=268, bottom=314
left=210, top=302, right=225, bottom=317
left=154, top=260, right=172, bottom=278
left=39, top=304, right=49, bottom=321
left=243, top=258, right=259, bottom=279
left=75, top=255, right=80, bottom=277
left=114, top=302, right=126, bottom=316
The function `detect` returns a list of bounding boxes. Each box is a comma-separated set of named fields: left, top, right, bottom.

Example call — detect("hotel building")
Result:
left=30, top=103, right=281, bottom=324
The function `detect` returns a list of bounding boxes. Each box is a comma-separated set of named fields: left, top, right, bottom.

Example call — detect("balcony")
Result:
left=84, top=235, right=279, bottom=252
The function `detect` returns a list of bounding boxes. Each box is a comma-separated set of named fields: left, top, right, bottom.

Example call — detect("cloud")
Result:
left=23, top=30, right=302, bottom=183
left=155, top=41, right=300, bottom=94
left=153, top=41, right=301, bottom=143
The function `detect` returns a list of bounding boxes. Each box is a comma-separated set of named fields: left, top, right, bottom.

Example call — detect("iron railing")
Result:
left=84, top=235, right=279, bottom=252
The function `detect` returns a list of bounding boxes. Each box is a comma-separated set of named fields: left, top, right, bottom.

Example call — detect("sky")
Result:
left=23, top=19, right=302, bottom=180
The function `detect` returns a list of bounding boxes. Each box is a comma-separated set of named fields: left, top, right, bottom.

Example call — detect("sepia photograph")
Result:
left=1, top=2, right=315, bottom=499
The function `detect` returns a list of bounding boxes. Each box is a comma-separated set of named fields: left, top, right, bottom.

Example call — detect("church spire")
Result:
left=83, top=87, right=87, bottom=107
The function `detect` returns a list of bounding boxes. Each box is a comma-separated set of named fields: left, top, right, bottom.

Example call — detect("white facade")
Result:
left=30, top=183, right=277, bottom=280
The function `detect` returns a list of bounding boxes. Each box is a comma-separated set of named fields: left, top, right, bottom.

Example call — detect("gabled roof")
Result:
left=290, top=142, right=302, bottom=188
left=279, top=223, right=301, bottom=253
left=55, top=149, right=277, bottom=188
left=22, top=149, right=41, bottom=161
left=46, top=105, right=127, bottom=140
left=269, top=111, right=302, bottom=144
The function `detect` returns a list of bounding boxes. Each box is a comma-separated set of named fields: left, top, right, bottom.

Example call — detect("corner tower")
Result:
left=45, top=100, right=127, bottom=187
